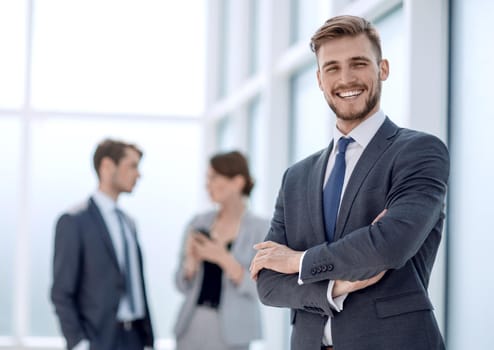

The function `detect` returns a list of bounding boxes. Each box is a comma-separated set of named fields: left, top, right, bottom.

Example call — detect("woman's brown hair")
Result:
left=210, top=150, right=254, bottom=196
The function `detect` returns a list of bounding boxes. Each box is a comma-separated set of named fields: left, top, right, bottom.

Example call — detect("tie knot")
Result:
left=337, top=137, right=354, bottom=154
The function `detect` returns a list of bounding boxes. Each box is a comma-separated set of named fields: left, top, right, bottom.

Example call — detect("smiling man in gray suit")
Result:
left=250, top=15, right=449, bottom=350
left=51, top=139, right=154, bottom=350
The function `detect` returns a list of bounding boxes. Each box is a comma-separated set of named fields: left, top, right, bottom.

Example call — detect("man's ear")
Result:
left=379, top=59, right=390, bottom=81
left=316, top=69, right=323, bottom=90
left=99, top=157, right=115, bottom=178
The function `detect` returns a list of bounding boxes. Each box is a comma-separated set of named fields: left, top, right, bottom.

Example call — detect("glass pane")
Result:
left=375, top=5, right=406, bottom=127
left=290, top=63, right=331, bottom=163
left=248, top=0, right=262, bottom=76
left=0, top=0, right=26, bottom=108
left=290, top=0, right=328, bottom=44
left=218, top=0, right=231, bottom=98
left=217, top=116, right=236, bottom=150
left=0, top=117, right=20, bottom=335
left=247, top=96, right=267, bottom=215
left=31, top=0, right=205, bottom=116
left=28, top=117, right=202, bottom=338
left=449, top=0, right=494, bottom=348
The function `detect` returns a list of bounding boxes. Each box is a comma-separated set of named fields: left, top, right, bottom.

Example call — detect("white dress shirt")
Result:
left=298, top=110, right=386, bottom=346
left=92, top=190, right=146, bottom=321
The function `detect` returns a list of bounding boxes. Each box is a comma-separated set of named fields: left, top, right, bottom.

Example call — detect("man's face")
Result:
left=110, top=148, right=141, bottom=194
left=316, top=33, right=389, bottom=124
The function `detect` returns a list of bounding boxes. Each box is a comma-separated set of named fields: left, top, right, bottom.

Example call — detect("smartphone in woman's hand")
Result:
left=195, top=228, right=211, bottom=239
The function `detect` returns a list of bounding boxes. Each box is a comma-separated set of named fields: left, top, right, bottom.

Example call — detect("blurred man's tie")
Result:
left=115, top=208, right=136, bottom=313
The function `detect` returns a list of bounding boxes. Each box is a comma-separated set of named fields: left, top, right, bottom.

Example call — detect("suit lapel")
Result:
left=88, top=197, right=121, bottom=270
left=334, top=117, right=399, bottom=240
left=308, top=144, right=333, bottom=244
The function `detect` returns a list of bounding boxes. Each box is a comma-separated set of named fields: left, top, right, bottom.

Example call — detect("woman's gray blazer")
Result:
left=173, top=210, right=269, bottom=346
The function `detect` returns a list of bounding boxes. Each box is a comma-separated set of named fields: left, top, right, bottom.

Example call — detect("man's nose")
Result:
left=338, top=66, right=357, bottom=84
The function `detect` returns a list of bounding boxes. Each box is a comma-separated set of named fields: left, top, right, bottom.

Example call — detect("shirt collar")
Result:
left=332, top=109, right=386, bottom=151
left=92, top=190, right=118, bottom=214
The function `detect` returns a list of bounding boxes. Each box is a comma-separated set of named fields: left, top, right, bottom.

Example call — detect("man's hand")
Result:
left=332, top=270, right=386, bottom=297
left=372, top=208, right=387, bottom=224
left=250, top=241, right=303, bottom=280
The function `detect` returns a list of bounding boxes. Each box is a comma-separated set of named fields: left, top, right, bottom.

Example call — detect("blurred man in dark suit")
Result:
left=51, top=139, right=154, bottom=350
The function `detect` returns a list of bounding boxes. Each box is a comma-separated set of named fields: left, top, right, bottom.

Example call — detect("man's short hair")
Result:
left=310, top=15, right=382, bottom=62
left=93, top=139, right=143, bottom=178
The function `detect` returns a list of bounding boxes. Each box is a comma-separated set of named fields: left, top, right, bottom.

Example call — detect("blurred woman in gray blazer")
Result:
left=174, top=151, right=269, bottom=350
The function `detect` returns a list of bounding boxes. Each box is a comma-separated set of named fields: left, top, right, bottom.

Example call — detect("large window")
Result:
left=30, top=1, right=204, bottom=116
left=0, top=0, right=205, bottom=347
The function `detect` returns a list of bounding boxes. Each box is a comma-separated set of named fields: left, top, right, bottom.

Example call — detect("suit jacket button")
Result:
left=327, top=264, right=334, bottom=271
left=311, top=268, right=317, bottom=275
left=321, top=265, right=328, bottom=272
left=317, top=266, right=322, bottom=273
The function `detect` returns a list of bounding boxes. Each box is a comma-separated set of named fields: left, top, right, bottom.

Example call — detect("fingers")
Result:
left=193, top=233, right=209, bottom=244
left=334, top=270, right=388, bottom=295
left=370, top=270, right=386, bottom=283
left=250, top=241, right=277, bottom=279
left=332, top=279, right=352, bottom=297
left=357, top=270, right=387, bottom=289
left=253, top=240, right=279, bottom=250
left=250, top=247, right=271, bottom=280
left=250, top=267, right=259, bottom=281
left=249, top=254, right=262, bottom=280
left=372, top=208, right=388, bottom=224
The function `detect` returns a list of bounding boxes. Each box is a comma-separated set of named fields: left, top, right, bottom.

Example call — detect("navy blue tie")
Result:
left=115, top=208, right=135, bottom=313
left=323, top=137, right=354, bottom=242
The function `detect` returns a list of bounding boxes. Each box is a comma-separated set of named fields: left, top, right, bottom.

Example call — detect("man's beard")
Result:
left=326, top=80, right=381, bottom=121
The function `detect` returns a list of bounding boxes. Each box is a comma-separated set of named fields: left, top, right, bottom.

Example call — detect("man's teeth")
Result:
left=339, top=90, right=361, bottom=98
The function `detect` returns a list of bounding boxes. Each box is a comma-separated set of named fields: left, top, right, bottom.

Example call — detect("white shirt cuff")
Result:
left=327, top=280, right=348, bottom=312
left=72, top=339, right=90, bottom=350
left=297, top=251, right=307, bottom=285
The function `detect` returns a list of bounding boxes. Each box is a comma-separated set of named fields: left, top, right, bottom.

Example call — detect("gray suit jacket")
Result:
left=257, top=118, right=449, bottom=350
left=174, top=210, right=269, bottom=346
left=51, top=198, right=154, bottom=350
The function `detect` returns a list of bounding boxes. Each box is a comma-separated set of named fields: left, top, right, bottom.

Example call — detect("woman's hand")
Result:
left=183, top=232, right=201, bottom=279
left=193, top=233, right=246, bottom=285
left=192, top=233, right=228, bottom=265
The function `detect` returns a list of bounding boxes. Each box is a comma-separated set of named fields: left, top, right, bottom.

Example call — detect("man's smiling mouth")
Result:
left=337, top=90, right=363, bottom=98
